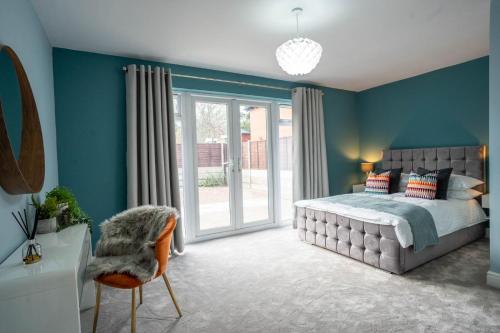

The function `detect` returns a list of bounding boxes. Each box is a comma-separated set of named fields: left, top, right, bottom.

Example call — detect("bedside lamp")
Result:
left=361, top=162, right=374, bottom=182
left=361, top=162, right=374, bottom=175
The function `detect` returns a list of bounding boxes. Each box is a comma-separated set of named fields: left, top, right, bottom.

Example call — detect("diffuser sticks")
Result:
left=11, top=209, right=42, bottom=264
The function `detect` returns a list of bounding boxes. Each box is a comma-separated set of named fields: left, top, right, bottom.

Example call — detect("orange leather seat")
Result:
left=96, top=273, right=143, bottom=289
left=92, top=215, right=181, bottom=333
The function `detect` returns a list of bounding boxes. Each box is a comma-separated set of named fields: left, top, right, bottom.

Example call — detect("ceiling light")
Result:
left=276, top=7, right=322, bottom=76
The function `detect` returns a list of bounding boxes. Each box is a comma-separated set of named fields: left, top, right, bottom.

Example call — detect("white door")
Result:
left=177, top=93, right=290, bottom=241
left=234, top=101, right=273, bottom=229
left=192, top=96, right=236, bottom=236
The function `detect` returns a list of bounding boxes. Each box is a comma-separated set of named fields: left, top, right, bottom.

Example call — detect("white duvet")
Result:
left=294, top=193, right=488, bottom=248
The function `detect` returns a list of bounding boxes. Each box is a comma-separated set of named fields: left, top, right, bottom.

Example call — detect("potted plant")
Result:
left=46, top=186, right=92, bottom=233
left=31, top=195, right=58, bottom=234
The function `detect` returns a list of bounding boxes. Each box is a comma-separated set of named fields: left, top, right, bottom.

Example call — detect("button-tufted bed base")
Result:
left=296, top=207, right=485, bottom=274
left=295, top=146, right=486, bottom=273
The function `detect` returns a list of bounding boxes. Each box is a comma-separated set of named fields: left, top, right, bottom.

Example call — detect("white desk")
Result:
left=0, top=224, right=95, bottom=333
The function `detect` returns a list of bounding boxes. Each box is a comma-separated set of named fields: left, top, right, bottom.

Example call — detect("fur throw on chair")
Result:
left=86, top=205, right=178, bottom=282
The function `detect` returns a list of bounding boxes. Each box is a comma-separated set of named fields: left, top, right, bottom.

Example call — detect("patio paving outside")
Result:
left=193, top=169, right=292, bottom=230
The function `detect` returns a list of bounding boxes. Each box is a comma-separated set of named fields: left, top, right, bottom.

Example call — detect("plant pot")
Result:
left=57, top=206, right=73, bottom=229
left=37, top=217, right=57, bottom=234
left=57, top=203, right=68, bottom=215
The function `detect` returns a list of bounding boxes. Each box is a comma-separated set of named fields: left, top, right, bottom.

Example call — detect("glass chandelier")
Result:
left=276, top=7, right=322, bottom=76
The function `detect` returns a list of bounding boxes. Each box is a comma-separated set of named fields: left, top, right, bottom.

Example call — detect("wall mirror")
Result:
left=0, top=44, right=45, bottom=194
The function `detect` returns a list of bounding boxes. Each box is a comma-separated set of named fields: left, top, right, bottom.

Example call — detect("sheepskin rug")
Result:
left=86, top=205, right=178, bottom=282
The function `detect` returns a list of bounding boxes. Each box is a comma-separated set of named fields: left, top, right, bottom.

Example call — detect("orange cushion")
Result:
left=96, top=273, right=144, bottom=289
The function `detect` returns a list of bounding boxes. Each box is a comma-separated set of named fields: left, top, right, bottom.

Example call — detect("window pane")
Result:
left=195, top=101, right=231, bottom=230
left=279, top=105, right=293, bottom=221
left=240, top=105, right=269, bottom=224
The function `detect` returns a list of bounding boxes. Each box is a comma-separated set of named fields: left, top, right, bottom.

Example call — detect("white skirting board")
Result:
left=487, top=270, right=500, bottom=289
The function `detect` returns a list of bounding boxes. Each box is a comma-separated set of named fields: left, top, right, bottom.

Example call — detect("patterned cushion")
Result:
left=365, top=171, right=391, bottom=194
left=417, top=167, right=453, bottom=199
left=405, top=171, right=438, bottom=200
left=375, top=168, right=403, bottom=194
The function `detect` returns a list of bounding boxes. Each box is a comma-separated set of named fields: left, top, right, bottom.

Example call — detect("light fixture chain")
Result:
left=296, top=10, right=299, bottom=37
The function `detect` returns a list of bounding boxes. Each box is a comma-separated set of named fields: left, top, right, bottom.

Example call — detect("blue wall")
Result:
left=0, top=0, right=58, bottom=263
left=53, top=48, right=358, bottom=246
left=489, top=0, right=500, bottom=274
left=52, top=37, right=489, bottom=250
left=357, top=57, right=489, bottom=163
left=0, top=51, right=22, bottom=155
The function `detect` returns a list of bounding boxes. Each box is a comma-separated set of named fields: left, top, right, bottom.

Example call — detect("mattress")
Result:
left=294, top=192, right=488, bottom=248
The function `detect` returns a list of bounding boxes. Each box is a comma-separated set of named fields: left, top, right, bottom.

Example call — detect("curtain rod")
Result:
left=122, top=66, right=292, bottom=92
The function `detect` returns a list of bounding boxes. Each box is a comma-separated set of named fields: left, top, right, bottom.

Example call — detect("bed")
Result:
left=294, top=146, right=488, bottom=274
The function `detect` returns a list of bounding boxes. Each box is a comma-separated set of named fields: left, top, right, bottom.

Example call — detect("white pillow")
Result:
left=447, top=189, right=483, bottom=200
left=399, top=173, right=410, bottom=192
left=447, top=174, right=484, bottom=190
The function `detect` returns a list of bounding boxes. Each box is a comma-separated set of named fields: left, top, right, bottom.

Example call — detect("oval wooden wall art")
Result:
left=0, top=45, right=44, bottom=194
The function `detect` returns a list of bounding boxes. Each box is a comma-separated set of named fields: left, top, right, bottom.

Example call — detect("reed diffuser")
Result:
left=11, top=209, right=42, bottom=264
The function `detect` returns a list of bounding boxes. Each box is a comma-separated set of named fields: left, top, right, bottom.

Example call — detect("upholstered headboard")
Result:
left=381, top=146, right=485, bottom=183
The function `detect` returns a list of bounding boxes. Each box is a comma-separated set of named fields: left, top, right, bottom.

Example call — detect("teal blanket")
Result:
left=316, top=194, right=438, bottom=252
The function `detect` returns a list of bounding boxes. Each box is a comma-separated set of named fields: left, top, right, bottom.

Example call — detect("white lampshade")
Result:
left=275, top=37, right=322, bottom=76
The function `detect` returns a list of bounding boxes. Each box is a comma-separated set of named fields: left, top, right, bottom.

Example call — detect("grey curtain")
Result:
left=125, top=64, right=184, bottom=252
left=292, top=87, right=329, bottom=228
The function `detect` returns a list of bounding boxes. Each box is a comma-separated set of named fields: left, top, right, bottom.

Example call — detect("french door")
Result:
left=176, top=92, right=291, bottom=241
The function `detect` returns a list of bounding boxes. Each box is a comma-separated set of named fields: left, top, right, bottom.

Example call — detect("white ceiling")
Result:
left=31, top=0, right=490, bottom=91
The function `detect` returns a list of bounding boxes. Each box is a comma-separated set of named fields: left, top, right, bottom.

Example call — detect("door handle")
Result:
left=224, top=159, right=241, bottom=172
left=223, top=161, right=234, bottom=173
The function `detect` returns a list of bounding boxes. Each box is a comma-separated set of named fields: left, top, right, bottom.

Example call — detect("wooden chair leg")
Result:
left=139, top=285, right=143, bottom=305
left=131, top=288, right=137, bottom=333
left=162, top=273, right=182, bottom=317
left=92, top=282, right=102, bottom=333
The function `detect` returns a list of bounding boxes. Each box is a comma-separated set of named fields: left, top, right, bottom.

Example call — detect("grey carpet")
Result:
left=82, top=227, right=500, bottom=333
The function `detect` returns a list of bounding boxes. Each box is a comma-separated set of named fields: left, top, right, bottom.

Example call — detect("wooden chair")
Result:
left=92, top=215, right=182, bottom=333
